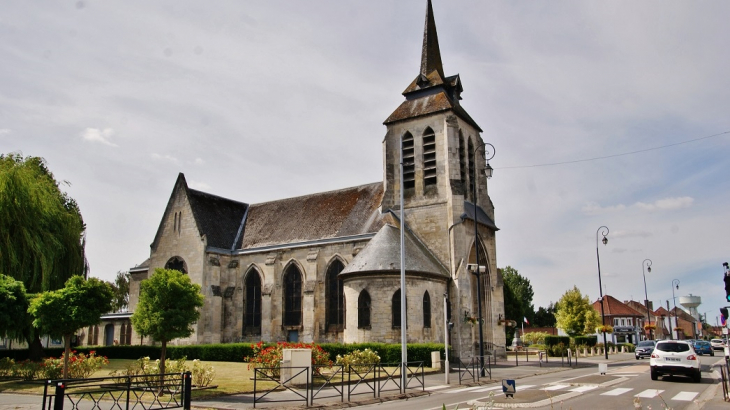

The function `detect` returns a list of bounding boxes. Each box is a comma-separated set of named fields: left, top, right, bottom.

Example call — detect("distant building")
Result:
left=79, top=1, right=505, bottom=358
left=593, top=295, right=645, bottom=344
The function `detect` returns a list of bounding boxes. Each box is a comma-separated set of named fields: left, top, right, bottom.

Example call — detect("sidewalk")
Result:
left=193, top=352, right=635, bottom=409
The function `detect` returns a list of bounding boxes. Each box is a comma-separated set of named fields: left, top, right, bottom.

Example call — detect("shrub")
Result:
left=544, top=335, right=570, bottom=347
left=548, top=342, right=567, bottom=357
left=245, top=342, right=333, bottom=378
left=13, top=360, right=43, bottom=381
left=191, top=359, right=215, bottom=387
left=573, top=335, right=597, bottom=347
left=335, top=349, right=380, bottom=373
left=522, top=332, right=549, bottom=346
left=0, top=358, right=15, bottom=377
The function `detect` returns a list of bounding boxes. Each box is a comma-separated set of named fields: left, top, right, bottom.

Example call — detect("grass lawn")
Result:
left=0, top=359, right=436, bottom=399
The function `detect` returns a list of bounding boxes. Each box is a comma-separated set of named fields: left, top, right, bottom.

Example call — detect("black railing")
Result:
left=457, top=356, right=491, bottom=384
left=253, top=366, right=309, bottom=408
left=310, top=364, right=344, bottom=405
left=42, top=372, right=191, bottom=410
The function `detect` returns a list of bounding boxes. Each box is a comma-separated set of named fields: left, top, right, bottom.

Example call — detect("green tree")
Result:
left=554, top=286, right=600, bottom=337
left=131, top=268, right=204, bottom=377
left=501, top=266, right=535, bottom=344
left=28, top=276, right=113, bottom=378
left=0, top=274, right=30, bottom=342
left=534, top=303, right=557, bottom=328
left=110, top=271, right=130, bottom=312
left=0, top=154, right=87, bottom=359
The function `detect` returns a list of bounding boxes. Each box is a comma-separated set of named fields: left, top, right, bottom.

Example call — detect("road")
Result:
left=354, top=355, right=722, bottom=410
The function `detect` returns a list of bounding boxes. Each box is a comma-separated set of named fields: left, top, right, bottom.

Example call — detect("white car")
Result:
left=711, top=338, right=725, bottom=350
left=650, top=340, right=701, bottom=383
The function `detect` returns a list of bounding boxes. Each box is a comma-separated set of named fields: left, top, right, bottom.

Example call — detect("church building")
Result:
left=88, top=1, right=506, bottom=358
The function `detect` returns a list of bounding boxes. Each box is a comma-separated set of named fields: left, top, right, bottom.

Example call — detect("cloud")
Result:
left=635, top=197, right=694, bottom=212
left=188, top=180, right=210, bottom=190
left=82, top=128, right=118, bottom=147
left=151, top=153, right=179, bottom=163
left=582, top=202, right=626, bottom=215
left=193, top=158, right=205, bottom=165
left=582, top=197, right=694, bottom=215
left=0, top=128, right=10, bottom=135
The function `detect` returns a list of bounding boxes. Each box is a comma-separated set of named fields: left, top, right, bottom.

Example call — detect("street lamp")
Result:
left=470, top=141, right=495, bottom=376
left=670, top=279, right=679, bottom=339
left=596, top=226, right=609, bottom=359
left=642, top=259, right=652, bottom=340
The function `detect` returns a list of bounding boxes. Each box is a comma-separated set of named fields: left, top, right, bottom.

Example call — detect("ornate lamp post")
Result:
left=642, top=259, right=652, bottom=340
left=596, top=226, right=609, bottom=359
left=470, top=141, right=494, bottom=376
left=670, top=279, right=680, bottom=339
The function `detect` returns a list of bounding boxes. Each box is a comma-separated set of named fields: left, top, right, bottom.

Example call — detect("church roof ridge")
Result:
left=249, top=181, right=381, bottom=207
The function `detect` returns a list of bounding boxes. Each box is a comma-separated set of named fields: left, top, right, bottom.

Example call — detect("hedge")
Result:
left=0, top=342, right=446, bottom=367
left=573, top=335, right=598, bottom=347
left=544, top=335, right=570, bottom=347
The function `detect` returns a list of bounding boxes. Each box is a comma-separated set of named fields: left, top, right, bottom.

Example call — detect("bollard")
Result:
left=183, top=371, right=192, bottom=410
left=54, top=382, right=65, bottom=410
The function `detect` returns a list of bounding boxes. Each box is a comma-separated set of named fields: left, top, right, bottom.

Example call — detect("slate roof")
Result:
left=592, top=295, right=644, bottom=317
left=240, top=182, right=386, bottom=250
left=340, top=222, right=448, bottom=279
left=463, top=201, right=499, bottom=230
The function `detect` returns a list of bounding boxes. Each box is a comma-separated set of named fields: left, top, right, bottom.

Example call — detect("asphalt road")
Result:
left=353, top=355, right=722, bottom=410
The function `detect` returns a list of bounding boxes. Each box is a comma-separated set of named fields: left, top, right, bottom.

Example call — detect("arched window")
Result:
left=165, top=256, right=187, bottom=274
left=402, top=132, right=415, bottom=189
left=468, top=139, right=475, bottom=201
left=459, top=132, right=466, bottom=191
left=358, top=290, right=371, bottom=329
left=422, top=128, right=437, bottom=186
left=244, top=270, right=262, bottom=333
left=392, top=289, right=404, bottom=328
left=283, top=265, right=302, bottom=326
left=423, top=291, right=431, bottom=328
left=125, top=323, right=132, bottom=345
left=325, top=260, right=345, bottom=331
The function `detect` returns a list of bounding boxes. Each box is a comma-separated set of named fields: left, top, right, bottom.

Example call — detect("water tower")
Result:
left=679, top=294, right=701, bottom=321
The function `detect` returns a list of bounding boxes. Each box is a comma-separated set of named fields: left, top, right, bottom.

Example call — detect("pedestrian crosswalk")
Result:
left=433, top=383, right=701, bottom=403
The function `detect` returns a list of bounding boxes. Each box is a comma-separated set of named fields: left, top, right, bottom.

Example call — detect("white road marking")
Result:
left=570, top=385, right=598, bottom=393
left=542, top=384, right=570, bottom=391
left=445, top=386, right=487, bottom=393
left=635, top=389, right=664, bottom=398
left=425, top=384, right=449, bottom=391
left=601, top=388, right=633, bottom=396
left=516, top=385, right=536, bottom=390
left=472, top=385, right=505, bottom=392
left=671, top=391, right=699, bottom=401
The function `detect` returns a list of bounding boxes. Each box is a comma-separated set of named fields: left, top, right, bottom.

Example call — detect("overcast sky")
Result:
left=2, top=0, right=729, bottom=326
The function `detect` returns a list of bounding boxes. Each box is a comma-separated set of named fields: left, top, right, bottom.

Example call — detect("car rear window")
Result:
left=637, top=341, right=655, bottom=347
left=656, top=342, right=690, bottom=352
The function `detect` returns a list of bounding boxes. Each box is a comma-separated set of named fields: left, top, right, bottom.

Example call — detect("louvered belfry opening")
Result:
left=402, top=132, right=415, bottom=189
left=422, top=128, right=437, bottom=186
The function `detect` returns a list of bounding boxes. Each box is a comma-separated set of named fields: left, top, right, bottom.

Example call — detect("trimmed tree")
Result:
left=554, top=286, right=601, bottom=337
left=0, top=274, right=30, bottom=343
left=131, top=268, right=204, bottom=378
left=28, top=276, right=113, bottom=378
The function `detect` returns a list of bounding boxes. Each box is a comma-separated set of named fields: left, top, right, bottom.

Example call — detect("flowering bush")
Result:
left=191, top=359, right=215, bottom=387
left=596, top=325, right=614, bottom=334
left=335, top=349, right=380, bottom=373
left=0, top=358, right=15, bottom=377
left=643, top=324, right=656, bottom=330
left=42, top=351, right=109, bottom=379
left=14, top=360, right=44, bottom=381
left=245, top=342, right=333, bottom=377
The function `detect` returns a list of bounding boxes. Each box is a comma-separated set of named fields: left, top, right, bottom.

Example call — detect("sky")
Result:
left=2, top=1, right=729, bottom=327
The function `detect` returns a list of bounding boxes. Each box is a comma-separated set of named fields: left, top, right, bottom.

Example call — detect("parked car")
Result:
left=693, top=340, right=714, bottom=356
left=711, top=338, right=726, bottom=351
left=650, top=340, right=701, bottom=382
left=635, top=340, right=656, bottom=359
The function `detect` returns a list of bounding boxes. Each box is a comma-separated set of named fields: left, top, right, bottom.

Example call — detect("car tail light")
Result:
left=651, top=353, right=658, bottom=358
left=687, top=354, right=697, bottom=360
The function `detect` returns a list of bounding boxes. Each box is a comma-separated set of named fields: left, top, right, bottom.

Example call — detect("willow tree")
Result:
left=0, top=154, right=87, bottom=357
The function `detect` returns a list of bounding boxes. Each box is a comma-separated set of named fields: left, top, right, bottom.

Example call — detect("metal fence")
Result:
left=456, top=355, right=492, bottom=384
left=42, top=372, right=191, bottom=410
left=252, top=361, right=424, bottom=407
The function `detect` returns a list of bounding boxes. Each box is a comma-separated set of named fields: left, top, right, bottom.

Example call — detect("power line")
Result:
left=497, top=130, right=730, bottom=170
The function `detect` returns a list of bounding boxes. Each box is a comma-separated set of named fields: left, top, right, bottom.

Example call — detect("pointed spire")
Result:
left=420, top=0, right=444, bottom=80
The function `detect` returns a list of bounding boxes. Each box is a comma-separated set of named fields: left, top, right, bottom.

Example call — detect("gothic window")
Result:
left=325, top=260, right=345, bottom=331
left=392, top=289, right=406, bottom=328
left=125, top=323, right=132, bottom=345
left=120, top=322, right=127, bottom=345
left=459, top=132, right=466, bottom=191
left=358, top=290, right=371, bottom=329
left=87, top=325, right=98, bottom=345
left=283, top=265, right=302, bottom=326
left=165, top=256, right=187, bottom=274
left=423, top=291, right=431, bottom=328
left=244, top=270, right=262, bottom=333
left=422, top=128, right=437, bottom=186
left=468, top=139, right=475, bottom=201
left=402, top=132, right=415, bottom=189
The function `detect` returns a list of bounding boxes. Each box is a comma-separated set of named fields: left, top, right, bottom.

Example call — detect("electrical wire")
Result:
left=497, top=130, right=730, bottom=170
